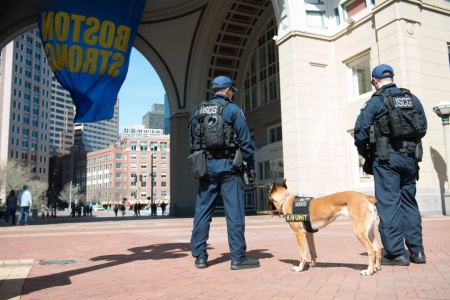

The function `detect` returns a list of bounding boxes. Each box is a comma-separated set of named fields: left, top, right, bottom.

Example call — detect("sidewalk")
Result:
left=1, top=212, right=450, bottom=299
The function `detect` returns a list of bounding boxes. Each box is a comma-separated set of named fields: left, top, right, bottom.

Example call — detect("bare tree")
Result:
left=58, top=183, right=81, bottom=207
left=0, top=160, right=36, bottom=203
left=27, top=180, right=49, bottom=210
left=77, top=192, right=87, bottom=205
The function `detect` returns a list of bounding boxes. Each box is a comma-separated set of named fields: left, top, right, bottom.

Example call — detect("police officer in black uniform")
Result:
left=354, top=64, right=427, bottom=266
left=189, top=75, right=259, bottom=270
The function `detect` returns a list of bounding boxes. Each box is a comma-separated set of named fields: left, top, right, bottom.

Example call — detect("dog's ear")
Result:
left=269, top=179, right=276, bottom=195
left=281, top=179, right=287, bottom=189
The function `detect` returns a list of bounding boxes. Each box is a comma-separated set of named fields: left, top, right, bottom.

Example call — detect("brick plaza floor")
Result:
left=1, top=210, right=450, bottom=299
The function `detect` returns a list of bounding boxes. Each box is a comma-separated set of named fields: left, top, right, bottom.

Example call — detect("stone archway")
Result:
left=0, top=0, right=284, bottom=216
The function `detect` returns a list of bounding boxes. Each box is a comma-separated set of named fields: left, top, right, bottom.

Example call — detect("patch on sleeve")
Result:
left=360, top=102, right=368, bottom=110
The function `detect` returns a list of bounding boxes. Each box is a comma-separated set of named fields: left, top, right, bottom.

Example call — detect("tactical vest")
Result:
left=191, top=99, right=236, bottom=152
left=373, top=88, right=425, bottom=163
left=373, top=88, right=424, bottom=139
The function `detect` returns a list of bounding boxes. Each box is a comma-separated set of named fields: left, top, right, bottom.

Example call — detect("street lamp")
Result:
left=52, top=166, right=58, bottom=218
left=433, top=101, right=450, bottom=215
left=68, top=181, right=79, bottom=211
left=150, top=153, right=154, bottom=205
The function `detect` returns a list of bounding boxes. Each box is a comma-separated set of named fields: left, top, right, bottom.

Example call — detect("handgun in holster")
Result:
left=233, top=149, right=250, bottom=186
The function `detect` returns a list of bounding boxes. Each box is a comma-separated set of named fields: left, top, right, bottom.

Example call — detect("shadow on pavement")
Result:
left=16, top=215, right=171, bottom=226
left=11, top=243, right=191, bottom=298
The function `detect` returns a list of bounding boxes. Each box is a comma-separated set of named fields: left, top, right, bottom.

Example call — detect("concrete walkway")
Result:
left=1, top=211, right=450, bottom=299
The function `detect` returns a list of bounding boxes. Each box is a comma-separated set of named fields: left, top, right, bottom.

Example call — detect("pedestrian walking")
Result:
left=17, top=185, right=32, bottom=226
left=5, top=190, right=18, bottom=226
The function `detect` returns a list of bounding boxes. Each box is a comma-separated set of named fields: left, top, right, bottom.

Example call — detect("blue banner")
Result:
left=38, top=0, right=146, bottom=122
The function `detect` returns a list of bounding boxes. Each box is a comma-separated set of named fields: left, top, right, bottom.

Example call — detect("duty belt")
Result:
left=206, top=149, right=236, bottom=159
left=388, top=140, right=415, bottom=154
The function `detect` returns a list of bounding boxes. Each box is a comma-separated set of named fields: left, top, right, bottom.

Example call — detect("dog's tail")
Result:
left=366, top=195, right=377, bottom=205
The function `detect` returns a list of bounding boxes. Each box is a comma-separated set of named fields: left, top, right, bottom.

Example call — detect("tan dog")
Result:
left=268, top=179, right=381, bottom=276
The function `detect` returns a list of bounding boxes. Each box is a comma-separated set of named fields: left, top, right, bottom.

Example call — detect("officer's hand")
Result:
left=358, top=146, right=370, bottom=160
left=247, top=168, right=256, bottom=182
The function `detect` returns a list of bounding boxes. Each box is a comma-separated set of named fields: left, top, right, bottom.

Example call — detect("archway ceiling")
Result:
left=0, top=0, right=273, bottom=113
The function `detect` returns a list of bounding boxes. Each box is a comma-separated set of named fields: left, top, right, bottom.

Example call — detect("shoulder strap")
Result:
left=399, top=88, right=412, bottom=96
left=216, top=99, right=229, bottom=114
left=372, top=89, right=392, bottom=108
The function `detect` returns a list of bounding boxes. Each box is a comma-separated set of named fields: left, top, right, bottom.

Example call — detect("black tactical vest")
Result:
left=191, top=99, right=236, bottom=151
left=374, top=88, right=424, bottom=139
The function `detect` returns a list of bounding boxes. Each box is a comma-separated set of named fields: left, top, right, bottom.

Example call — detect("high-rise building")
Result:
left=164, top=94, right=170, bottom=135
left=142, top=103, right=164, bottom=130
left=0, top=29, right=52, bottom=183
left=73, top=99, right=119, bottom=152
left=50, top=76, right=75, bottom=155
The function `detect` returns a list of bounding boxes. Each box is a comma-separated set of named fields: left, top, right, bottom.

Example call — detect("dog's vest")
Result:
left=285, top=197, right=318, bottom=233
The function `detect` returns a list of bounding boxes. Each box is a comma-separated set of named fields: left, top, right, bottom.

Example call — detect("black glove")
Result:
left=358, top=147, right=370, bottom=160
left=247, top=168, right=256, bottom=182
left=363, top=158, right=374, bottom=175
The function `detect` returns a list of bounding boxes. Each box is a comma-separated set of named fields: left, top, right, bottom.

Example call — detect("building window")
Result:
left=161, top=154, right=166, bottom=160
left=268, top=125, right=282, bottom=143
left=257, top=159, right=284, bottom=180
left=116, top=173, right=121, bottom=178
left=346, top=53, right=371, bottom=99
left=306, top=11, right=325, bottom=28
left=342, top=0, right=367, bottom=19
left=116, top=163, right=122, bottom=169
left=141, top=164, right=147, bottom=168
left=161, top=182, right=166, bottom=187
left=161, top=172, right=167, bottom=178
left=140, top=142, right=148, bottom=151
left=160, top=142, right=167, bottom=151
left=161, top=163, right=167, bottom=169
left=116, top=154, right=122, bottom=160
left=131, top=153, right=137, bottom=159
left=150, top=142, right=158, bottom=151
left=448, top=44, right=450, bottom=67
left=131, top=163, right=136, bottom=169
left=243, top=18, right=279, bottom=112
left=141, top=153, right=147, bottom=160
left=141, top=181, right=147, bottom=187
left=130, top=141, right=137, bottom=150
left=116, top=182, right=121, bottom=188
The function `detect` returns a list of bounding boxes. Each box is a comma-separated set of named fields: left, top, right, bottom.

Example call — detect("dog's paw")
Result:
left=310, top=261, right=316, bottom=268
left=360, top=269, right=374, bottom=276
left=291, top=266, right=304, bottom=272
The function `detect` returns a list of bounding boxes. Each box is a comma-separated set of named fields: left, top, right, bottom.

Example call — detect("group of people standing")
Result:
left=112, top=202, right=168, bottom=217
left=69, top=202, right=93, bottom=218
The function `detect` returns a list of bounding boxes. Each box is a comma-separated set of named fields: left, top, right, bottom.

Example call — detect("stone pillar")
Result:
left=170, top=113, right=198, bottom=217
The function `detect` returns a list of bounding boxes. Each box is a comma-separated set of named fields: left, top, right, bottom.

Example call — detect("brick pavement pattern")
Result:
left=1, top=211, right=450, bottom=299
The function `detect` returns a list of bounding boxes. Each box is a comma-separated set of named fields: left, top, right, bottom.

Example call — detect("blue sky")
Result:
left=117, top=48, right=166, bottom=131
